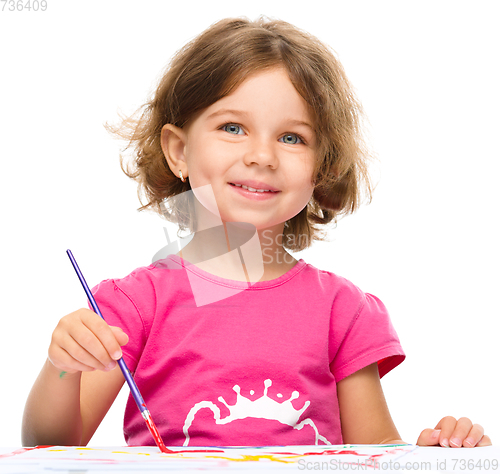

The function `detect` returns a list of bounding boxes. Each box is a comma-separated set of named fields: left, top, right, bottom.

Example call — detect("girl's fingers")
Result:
left=460, top=424, right=485, bottom=448
left=418, top=418, right=491, bottom=448
left=448, top=417, right=474, bottom=448
left=54, top=320, right=110, bottom=371
left=433, top=416, right=460, bottom=447
left=109, top=325, right=129, bottom=348
left=50, top=309, right=126, bottom=372
left=52, top=330, right=111, bottom=372
left=416, top=428, right=441, bottom=446
left=80, top=312, right=124, bottom=362
left=478, top=435, right=493, bottom=447
left=68, top=332, right=116, bottom=371
left=434, top=416, right=477, bottom=448
left=48, top=344, right=97, bottom=374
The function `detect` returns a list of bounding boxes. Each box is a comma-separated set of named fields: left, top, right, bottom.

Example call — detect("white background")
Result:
left=1, top=0, right=498, bottom=448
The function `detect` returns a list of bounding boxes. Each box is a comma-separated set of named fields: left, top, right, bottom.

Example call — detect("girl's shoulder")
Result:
left=302, top=260, right=367, bottom=298
left=94, top=255, right=185, bottom=290
left=90, top=257, right=187, bottom=339
left=302, top=261, right=390, bottom=321
left=90, top=256, right=186, bottom=315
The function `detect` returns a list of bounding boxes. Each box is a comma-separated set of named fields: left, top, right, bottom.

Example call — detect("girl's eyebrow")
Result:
left=207, top=108, right=313, bottom=131
left=285, top=119, right=314, bottom=131
left=206, top=108, right=250, bottom=120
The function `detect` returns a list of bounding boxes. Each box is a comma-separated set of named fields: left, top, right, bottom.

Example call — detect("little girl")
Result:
left=22, top=17, right=490, bottom=448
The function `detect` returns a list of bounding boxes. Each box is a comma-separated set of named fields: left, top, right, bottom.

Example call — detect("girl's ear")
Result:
left=161, top=124, right=188, bottom=179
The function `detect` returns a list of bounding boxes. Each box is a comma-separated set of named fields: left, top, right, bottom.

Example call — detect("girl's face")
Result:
left=179, top=67, right=317, bottom=231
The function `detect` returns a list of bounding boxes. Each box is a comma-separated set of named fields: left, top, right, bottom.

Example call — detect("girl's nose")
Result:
left=243, top=138, right=278, bottom=169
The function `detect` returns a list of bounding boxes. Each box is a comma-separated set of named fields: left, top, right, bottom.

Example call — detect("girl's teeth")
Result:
left=234, top=184, right=271, bottom=193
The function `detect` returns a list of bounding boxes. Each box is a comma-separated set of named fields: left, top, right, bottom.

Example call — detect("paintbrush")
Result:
left=66, top=249, right=170, bottom=453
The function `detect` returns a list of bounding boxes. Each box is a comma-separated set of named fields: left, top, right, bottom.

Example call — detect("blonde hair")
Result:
left=108, top=16, right=373, bottom=251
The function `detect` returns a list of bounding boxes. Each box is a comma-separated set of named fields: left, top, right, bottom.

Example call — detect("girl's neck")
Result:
left=176, top=222, right=298, bottom=283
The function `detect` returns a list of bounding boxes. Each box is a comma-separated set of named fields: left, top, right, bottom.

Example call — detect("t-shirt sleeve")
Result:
left=89, top=278, right=148, bottom=373
left=329, top=287, right=405, bottom=382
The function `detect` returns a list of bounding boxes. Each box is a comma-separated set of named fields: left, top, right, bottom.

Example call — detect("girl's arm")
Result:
left=79, top=369, right=125, bottom=445
left=22, top=308, right=127, bottom=446
left=337, top=363, right=404, bottom=444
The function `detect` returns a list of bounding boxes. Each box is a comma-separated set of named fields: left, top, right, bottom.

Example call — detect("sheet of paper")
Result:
left=0, top=445, right=499, bottom=472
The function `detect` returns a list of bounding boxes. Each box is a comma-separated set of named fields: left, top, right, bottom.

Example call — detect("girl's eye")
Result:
left=222, top=123, right=244, bottom=135
left=280, top=133, right=303, bottom=145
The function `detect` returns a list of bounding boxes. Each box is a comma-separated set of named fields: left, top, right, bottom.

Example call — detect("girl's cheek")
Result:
left=191, top=184, right=221, bottom=216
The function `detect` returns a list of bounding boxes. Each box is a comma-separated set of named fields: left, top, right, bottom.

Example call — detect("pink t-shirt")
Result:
left=92, top=255, right=405, bottom=447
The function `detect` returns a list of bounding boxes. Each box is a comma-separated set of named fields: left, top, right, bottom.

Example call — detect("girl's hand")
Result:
left=417, top=416, right=492, bottom=447
left=48, top=308, right=129, bottom=374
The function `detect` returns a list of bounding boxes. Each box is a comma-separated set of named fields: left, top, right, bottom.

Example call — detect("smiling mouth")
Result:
left=229, top=183, right=279, bottom=193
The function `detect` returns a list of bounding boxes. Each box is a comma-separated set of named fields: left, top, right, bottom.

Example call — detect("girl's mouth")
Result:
left=228, top=183, right=281, bottom=200
left=229, top=183, right=279, bottom=193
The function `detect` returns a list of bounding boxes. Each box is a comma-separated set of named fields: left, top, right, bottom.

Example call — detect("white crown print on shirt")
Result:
left=182, top=379, right=331, bottom=446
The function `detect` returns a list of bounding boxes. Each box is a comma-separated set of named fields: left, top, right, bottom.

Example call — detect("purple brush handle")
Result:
left=66, top=249, right=148, bottom=415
